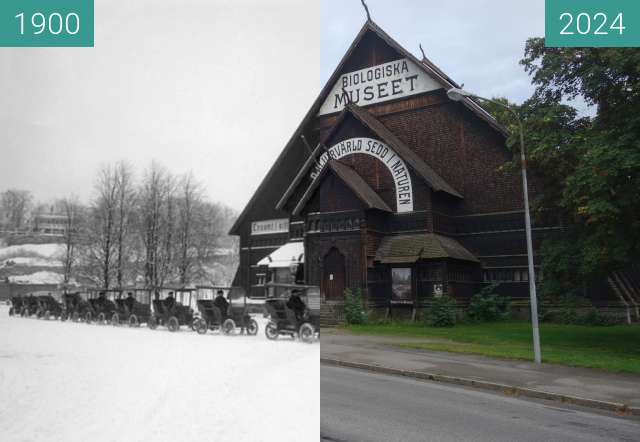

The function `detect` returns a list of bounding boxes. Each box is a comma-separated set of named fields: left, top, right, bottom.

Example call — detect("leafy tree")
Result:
left=482, top=40, right=640, bottom=299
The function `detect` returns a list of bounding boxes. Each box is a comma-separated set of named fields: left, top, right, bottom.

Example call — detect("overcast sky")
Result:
left=1, top=1, right=553, bottom=213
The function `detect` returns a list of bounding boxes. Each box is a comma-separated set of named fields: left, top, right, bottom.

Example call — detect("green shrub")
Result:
left=575, top=308, right=620, bottom=326
left=539, top=294, right=620, bottom=326
left=344, top=288, right=367, bottom=325
left=467, top=283, right=511, bottom=322
left=425, top=295, right=457, bottom=327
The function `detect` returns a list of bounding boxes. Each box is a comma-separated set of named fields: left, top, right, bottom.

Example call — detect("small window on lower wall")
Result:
left=391, top=267, right=412, bottom=302
left=513, top=270, right=529, bottom=282
left=483, top=269, right=529, bottom=282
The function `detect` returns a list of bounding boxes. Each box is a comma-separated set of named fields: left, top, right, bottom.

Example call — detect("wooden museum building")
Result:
left=230, top=19, right=557, bottom=322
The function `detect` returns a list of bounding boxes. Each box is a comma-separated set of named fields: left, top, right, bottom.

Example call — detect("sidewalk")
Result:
left=320, top=329, right=640, bottom=414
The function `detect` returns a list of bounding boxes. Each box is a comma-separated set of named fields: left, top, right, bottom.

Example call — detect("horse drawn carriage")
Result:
left=263, top=283, right=320, bottom=343
left=61, top=291, right=92, bottom=321
left=192, top=286, right=258, bottom=336
left=35, top=293, right=64, bottom=320
left=85, top=288, right=118, bottom=324
left=20, top=295, right=41, bottom=317
left=110, top=288, right=152, bottom=327
left=148, top=287, right=195, bottom=332
left=8, top=295, right=23, bottom=316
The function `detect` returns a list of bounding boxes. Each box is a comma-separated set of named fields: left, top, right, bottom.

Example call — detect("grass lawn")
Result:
left=341, top=321, right=640, bottom=374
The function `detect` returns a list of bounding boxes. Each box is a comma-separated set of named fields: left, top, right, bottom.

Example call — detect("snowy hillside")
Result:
left=8, top=271, right=67, bottom=284
left=0, top=242, right=65, bottom=284
left=0, top=243, right=64, bottom=261
left=0, top=240, right=237, bottom=287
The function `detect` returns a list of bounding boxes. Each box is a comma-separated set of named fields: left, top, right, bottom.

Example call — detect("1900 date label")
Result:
left=0, top=0, right=93, bottom=47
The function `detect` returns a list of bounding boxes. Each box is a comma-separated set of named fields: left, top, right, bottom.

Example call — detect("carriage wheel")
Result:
left=222, top=319, right=235, bottom=335
left=60, top=312, right=68, bottom=321
left=265, top=322, right=279, bottom=340
left=299, top=323, right=315, bottom=343
left=148, top=316, right=158, bottom=330
left=191, top=318, right=199, bottom=331
left=167, top=316, right=179, bottom=332
left=111, top=313, right=120, bottom=326
left=44, top=310, right=51, bottom=321
left=246, top=319, right=259, bottom=336
left=195, top=319, right=208, bottom=335
left=129, top=315, right=139, bottom=327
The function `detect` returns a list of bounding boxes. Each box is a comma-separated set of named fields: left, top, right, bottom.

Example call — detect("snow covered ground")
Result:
left=0, top=306, right=319, bottom=442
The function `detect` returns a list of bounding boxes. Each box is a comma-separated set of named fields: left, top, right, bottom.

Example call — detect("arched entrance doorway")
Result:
left=322, top=247, right=346, bottom=300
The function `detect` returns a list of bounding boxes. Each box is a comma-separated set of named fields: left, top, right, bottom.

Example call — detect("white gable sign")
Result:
left=310, top=137, right=413, bottom=213
left=318, top=58, right=441, bottom=116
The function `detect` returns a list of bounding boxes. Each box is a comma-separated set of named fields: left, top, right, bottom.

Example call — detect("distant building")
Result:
left=32, top=213, right=67, bottom=235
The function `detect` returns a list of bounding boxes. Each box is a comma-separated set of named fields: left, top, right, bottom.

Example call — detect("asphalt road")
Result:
left=321, top=365, right=640, bottom=442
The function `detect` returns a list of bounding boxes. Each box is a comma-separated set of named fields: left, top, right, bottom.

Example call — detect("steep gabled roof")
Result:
left=276, top=142, right=325, bottom=211
left=230, top=20, right=504, bottom=235
left=375, top=233, right=479, bottom=263
left=277, top=103, right=462, bottom=211
left=364, top=20, right=506, bottom=136
left=346, top=103, right=462, bottom=198
left=292, top=160, right=392, bottom=216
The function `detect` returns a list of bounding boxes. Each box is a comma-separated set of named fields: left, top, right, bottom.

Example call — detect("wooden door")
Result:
left=322, top=247, right=346, bottom=300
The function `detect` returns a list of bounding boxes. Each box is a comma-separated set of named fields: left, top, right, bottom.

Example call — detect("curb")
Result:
left=321, top=358, right=639, bottom=417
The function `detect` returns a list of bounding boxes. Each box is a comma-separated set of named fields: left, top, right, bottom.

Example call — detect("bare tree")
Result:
left=58, top=197, right=83, bottom=289
left=1, top=189, right=33, bottom=230
left=71, top=161, right=239, bottom=290
left=114, top=162, right=136, bottom=287
left=82, top=165, right=119, bottom=288
left=176, top=172, right=203, bottom=285
left=190, top=202, right=238, bottom=285
left=138, top=162, right=176, bottom=294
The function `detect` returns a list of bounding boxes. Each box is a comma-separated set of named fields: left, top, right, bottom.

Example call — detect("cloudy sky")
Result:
left=1, top=1, right=553, bottom=213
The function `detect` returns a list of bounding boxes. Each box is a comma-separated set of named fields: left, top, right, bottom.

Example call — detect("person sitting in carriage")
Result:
left=287, top=289, right=306, bottom=322
left=125, top=292, right=135, bottom=313
left=96, top=291, right=107, bottom=308
left=213, top=290, right=229, bottom=316
left=164, top=292, right=175, bottom=312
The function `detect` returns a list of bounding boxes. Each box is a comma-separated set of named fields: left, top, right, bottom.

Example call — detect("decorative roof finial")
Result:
left=419, top=43, right=427, bottom=61
left=361, top=0, right=371, bottom=22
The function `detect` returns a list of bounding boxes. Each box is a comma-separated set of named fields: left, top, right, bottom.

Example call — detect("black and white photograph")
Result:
left=2, top=1, right=640, bottom=441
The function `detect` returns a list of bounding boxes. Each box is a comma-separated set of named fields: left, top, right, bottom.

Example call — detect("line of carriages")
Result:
left=7, top=283, right=320, bottom=343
